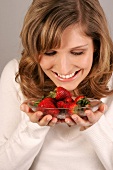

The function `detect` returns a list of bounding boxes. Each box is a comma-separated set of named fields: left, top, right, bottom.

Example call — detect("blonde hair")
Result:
left=16, top=0, right=113, bottom=99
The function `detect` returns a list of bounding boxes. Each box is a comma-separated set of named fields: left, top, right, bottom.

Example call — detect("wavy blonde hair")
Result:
left=16, top=0, right=113, bottom=99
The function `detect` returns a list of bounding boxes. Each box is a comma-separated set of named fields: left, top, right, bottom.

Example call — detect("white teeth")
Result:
left=58, top=72, right=75, bottom=79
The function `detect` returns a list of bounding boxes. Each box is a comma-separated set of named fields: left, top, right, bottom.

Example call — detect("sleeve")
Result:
left=0, top=59, right=50, bottom=170
left=82, top=107, right=113, bottom=170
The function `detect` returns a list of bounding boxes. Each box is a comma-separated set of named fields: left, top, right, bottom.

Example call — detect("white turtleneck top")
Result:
left=0, top=59, right=113, bottom=170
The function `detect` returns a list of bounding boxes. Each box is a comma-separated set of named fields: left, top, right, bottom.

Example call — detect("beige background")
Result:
left=0, top=0, right=113, bottom=75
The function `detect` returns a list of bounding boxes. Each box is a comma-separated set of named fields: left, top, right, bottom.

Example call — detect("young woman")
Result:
left=0, top=0, right=113, bottom=169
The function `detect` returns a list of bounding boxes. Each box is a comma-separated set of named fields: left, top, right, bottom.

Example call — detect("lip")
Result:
left=53, top=70, right=81, bottom=82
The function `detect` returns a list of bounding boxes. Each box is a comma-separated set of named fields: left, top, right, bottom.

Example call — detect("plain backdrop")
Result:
left=0, top=0, right=113, bottom=75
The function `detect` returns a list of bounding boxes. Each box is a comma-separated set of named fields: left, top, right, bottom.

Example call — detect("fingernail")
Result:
left=86, top=111, right=91, bottom=116
left=20, top=104, right=29, bottom=112
left=47, top=116, right=52, bottom=121
left=20, top=104, right=25, bottom=111
left=52, top=120, right=57, bottom=124
left=36, top=112, right=43, bottom=117
left=74, top=117, right=78, bottom=121
left=66, top=120, right=70, bottom=124
left=103, top=105, right=107, bottom=112
left=72, top=115, right=78, bottom=121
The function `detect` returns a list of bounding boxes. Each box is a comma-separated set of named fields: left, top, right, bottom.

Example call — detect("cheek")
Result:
left=80, top=54, right=93, bottom=69
left=40, top=58, right=52, bottom=70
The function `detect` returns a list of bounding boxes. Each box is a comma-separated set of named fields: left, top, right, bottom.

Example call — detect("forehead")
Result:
left=60, top=24, right=93, bottom=49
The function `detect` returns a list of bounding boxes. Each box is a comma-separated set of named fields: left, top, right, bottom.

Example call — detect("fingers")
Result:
left=65, top=117, right=76, bottom=126
left=48, top=117, right=58, bottom=126
left=20, top=103, right=58, bottom=126
left=98, top=103, right=107, bottom=113
left=20, top=103, right=32, bottom=113
left=37, top=114, right=52, bottom=126
left=20, top=102, right=107, bottom=128
left=71, top=114, right=92, bottom=127
left=29, top=111, right=44, bottom=123
left=70, top=103, right=107, bottom=129
left=85, top=103, right=107, bottom=124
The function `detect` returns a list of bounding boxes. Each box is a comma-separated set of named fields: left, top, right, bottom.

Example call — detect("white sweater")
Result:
left=0, top=59, right=113, bottom=170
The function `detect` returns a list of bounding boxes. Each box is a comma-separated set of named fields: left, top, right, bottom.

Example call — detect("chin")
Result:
left=56, top=83, right=78, bottom=92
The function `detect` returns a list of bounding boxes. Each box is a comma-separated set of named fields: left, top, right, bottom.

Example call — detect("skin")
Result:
left=40, top=25, right=94, bottom=91
left=21, top=24, right=107, bottom=129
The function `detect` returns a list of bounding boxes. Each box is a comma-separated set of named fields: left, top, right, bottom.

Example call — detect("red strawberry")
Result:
left=49, top=87, right=72, bottom=101
left=74, top=95, right=85, bottom=103
left=75, top=96, right=90, bottom=107
left=56, top=101, right=66, bottom=108
left=68, top=102, right=79, bottom=115
left=56, top=100, right=70, bottom=108
left=37, top=97, right=59, bottom=117
left=56, top=96, right=74, bottom=108
left=38, top=97, right=55, bottom=106
left=44, top=108, right=59, bottom=117
left=64, top=97, right=74, bottom=103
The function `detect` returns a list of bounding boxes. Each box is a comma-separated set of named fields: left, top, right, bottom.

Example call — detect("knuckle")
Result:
left=29, top=116, right=36, bottom=123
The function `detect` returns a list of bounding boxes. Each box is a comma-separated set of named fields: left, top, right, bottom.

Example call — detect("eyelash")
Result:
left=44, top=51, right=56, bottom=56
left=71, top=52, right=84, bottom=55
left=44, top=51, right=84, bottom=56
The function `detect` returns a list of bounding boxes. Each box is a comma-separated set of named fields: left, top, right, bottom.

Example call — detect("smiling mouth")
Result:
left=54, top=70, right=81, bottom=79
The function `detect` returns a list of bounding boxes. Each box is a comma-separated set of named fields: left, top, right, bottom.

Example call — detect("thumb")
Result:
left=99, top=103, right=107, bottom=113
left=20, top=103, right=30, bottom=113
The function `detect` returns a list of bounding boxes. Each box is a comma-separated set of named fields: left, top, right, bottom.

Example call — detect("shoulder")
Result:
left=0, top=59, right=19, bottom=81
left=0, top=59, right=26, bottom=103
left=0, top=59, right=20, bottom=92
left=1, top=59, right=19, bottom=76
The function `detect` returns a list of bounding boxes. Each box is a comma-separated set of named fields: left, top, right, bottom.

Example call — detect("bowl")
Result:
left=27, top=98, right=102, bottom=119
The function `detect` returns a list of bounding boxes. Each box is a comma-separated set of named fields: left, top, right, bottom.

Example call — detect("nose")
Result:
left=56, top=54, right=71, bottom=74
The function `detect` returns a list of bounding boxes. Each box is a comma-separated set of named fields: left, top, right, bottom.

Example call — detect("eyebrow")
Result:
left=71, top=44, right=88, bottom=50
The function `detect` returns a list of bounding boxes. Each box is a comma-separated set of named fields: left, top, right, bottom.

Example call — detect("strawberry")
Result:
left=37, top=97, right=59, bottom=117
left=44, top=108, right=60, bottom=117
left=56, top=100, right=70, bottom=108
left=68, top=102, right=79, bottom=115
left=56, top=96, right=74, bottom=108
left=75, top=95, right=90, bottom=107
left=56, top=101, right=66, bottom=108
left=64, top=97, right=74, bottom=103
left=68, top=96, right=91, bottom=116
left=38, top=97, right=55, bottom=106
left=49, top=87, right=72, bottom=101
left=74, top=95, right=85, bottom=103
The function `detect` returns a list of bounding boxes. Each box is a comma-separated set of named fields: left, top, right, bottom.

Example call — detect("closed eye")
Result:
left=71, top=51, right=84, bottom=55
left=44, top=51, right=57, bottom=56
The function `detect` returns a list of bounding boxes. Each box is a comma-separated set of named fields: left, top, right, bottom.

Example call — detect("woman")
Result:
left=0, top=0, right=113, bottom=169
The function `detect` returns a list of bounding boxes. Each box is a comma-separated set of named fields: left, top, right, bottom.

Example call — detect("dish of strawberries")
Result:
left=27, top=87, right=102, bottom=119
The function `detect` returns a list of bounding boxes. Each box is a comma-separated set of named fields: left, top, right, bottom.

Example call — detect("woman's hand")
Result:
left=20, top=103, right=58, bottom=126
left=65, top=103, right=107, bottom=130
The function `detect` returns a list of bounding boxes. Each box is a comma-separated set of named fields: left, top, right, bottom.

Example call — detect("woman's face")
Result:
left=39, top=25, right=94, bottom=91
